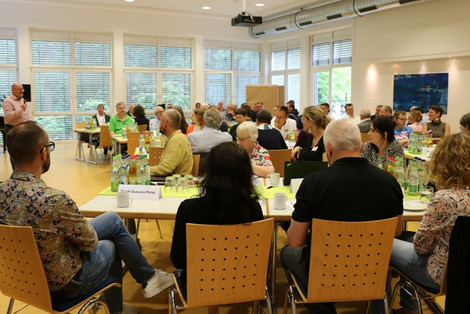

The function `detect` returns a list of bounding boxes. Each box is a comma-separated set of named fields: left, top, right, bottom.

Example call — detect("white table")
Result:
left=73, top=128, right=100, bottom=164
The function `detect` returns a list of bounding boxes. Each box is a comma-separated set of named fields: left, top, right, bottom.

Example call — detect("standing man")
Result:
left=272, top=105, right=297, bottom=140
left=109, top=102, right=135, bottom=137
left=0, top=121, right=174, bottom=314
left=149, top=105, right=164, bottom=131
left=150, top=109, right=193, bottom=176
left=281, top=118, right=403, bottom=314
left=3, top=82, right=32, bottom=134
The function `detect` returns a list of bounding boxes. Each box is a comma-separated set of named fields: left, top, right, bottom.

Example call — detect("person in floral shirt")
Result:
left=390, top=133, right=470, bottom=313
left=236, top=121, right=274, bottom=178
left=0, top=121, right=173, bottom=314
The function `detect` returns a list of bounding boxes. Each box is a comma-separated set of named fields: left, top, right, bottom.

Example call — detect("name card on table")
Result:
left=118, top=185, right=161, bottom=201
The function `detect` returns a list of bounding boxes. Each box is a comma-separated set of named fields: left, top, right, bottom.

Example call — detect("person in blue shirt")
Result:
left=393, top=110, right=413, bottom=148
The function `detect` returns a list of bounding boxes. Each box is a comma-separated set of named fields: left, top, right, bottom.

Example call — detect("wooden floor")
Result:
left=0, top=142, right=443, bottom=313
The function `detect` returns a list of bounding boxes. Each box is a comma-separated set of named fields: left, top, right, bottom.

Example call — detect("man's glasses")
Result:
left=40, top=141, right=55, bottom=153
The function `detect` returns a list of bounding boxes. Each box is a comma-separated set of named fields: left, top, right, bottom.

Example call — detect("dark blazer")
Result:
left=93, top=113, right=110, bottom=126
left=358, top=119, right=372, bottom=133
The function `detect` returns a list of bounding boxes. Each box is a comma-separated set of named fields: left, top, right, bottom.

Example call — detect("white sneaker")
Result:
left=121, top=304, right=139, bottom=314
left=142, top=269, right=174, bottom=298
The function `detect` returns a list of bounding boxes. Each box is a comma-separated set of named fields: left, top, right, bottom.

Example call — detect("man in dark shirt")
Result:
left=281, top=118, right=403, bottom=314
left=256, top=110, right=287, bottom=150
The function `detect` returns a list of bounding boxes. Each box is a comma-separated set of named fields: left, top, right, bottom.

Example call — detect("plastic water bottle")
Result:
left=121, top=126, right=127, bottom=139
left=128, top=156, right=138, bottom=184
left=110, top=155, right=121, bottom=192
left=407, top=159, right=419, bottom=196
left=137, top=156, right=146, bottom=185
left=417, top=158, right=428, bottom=191
left=394, top=159, right=406, bottom=190
left=119, top=155, right=129, bottom=185
left=377, top=157, right=383, bottom=169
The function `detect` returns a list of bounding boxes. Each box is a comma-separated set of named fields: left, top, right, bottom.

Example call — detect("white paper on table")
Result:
left=118, top=184, right=161, bottom=201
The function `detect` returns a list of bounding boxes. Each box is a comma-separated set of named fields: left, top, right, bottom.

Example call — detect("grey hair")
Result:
left=460, top=112, right=470, bottom=128
left=237, top=121, right=258, bottom=141
left=360, top=108, right=371, bottom=117
left=115, top=101, right=125, bottom=109
left=324, top=118, right=362, bottom=152
left=204, top=107, right=223, bottom=129
left=163, top=108, right=181, bottom=129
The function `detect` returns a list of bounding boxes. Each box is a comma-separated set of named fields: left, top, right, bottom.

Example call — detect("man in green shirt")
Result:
left=109, top=101, right=135, bottom=136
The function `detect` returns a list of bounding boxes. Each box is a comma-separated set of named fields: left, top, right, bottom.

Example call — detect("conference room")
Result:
left=1, top=0, right=470, bottom=313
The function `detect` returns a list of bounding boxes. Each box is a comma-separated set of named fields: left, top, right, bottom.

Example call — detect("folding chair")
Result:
left=0, top=224, right=120, bottom=314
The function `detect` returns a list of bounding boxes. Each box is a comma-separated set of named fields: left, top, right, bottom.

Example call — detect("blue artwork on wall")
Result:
left=393, top=73, right=448, bottom=113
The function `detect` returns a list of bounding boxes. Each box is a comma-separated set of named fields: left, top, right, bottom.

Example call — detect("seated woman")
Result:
left=408, top=110, right=423, bottom=133
left=236, top=121, right=275, bottom=178
left=292, top=105, right=331, bottom=161
left=390, top=133, right=470, bottom=312
left=133, top=104, right=149, bottom=131
left=173, top=105, right=189, bottom=134
left=460, top=112, right=470, bottom=135
left=422, top=104, right=450, bottom=144
left=361, top=116, right=406, bottom=168
left=186, top=108, right=205, bottom=135
left=170, top=142, right=264, bottom=314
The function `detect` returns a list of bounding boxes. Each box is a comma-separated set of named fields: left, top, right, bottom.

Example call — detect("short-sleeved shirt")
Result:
left=394, top=126, right=413, bottom=141
left=108, top=114, right=135, bottom=135
left=0, top=172, right=98, bottom=291
left=292, top=157, right=403, bottom=223
left=250, top=142, right=273, bottom=167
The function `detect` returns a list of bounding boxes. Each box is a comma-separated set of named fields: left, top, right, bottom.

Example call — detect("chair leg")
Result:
left=156, top=219, right=163, bottom=239
left=169, top=288, right=178, bottom=314
left=7, top=298, right=15, bottom=314
left=265, top=286, right=273, bottom=314
left=78, top=297, right=109, bottom=314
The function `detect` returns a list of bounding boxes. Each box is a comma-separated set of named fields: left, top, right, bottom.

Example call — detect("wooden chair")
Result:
left=268, top=149, right=292, bottom=177
left=361, top=132, right=369, bottom=143
left=92, top=125, right=113, bottom=165
left=148, top=146, right=164, bottom=166
left=191, top=154, right=200, bottom=177
left=137, top=124, right=148, bottom=132
left=284, top=217, right=398, bottom=314
left=169, top=218, right=274, bottom=313
left=0, top=224, right=120, bottom=314
left=76, top=121, right=85, bottom=128
left=127, top=131, right=140, bottom=156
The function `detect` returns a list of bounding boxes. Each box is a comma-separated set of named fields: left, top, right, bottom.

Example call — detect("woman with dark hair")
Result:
left=390, top=133, right=470, bottom=313
left=170, top=142, right=264, bottom=297
left=133, top=104, right=149, bottom=130
left=422, top=104, right=450, bottom=143
left=172, top=105, right=189, bottom=134
left=361, top=116, right=405, bottom=168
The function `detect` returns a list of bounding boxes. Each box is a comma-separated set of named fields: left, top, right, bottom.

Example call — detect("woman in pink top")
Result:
left=408, top=110, right=423, bottom=133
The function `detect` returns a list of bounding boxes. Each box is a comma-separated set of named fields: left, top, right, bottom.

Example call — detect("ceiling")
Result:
left=27, top=0, right=339, bottom=20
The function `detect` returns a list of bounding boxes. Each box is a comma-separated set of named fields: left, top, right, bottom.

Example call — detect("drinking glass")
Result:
left=419, top=186, right=434, bottom=203
left=164, top=176, right=175, bottom=191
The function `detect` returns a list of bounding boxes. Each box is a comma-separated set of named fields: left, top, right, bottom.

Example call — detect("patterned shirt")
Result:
left=250, top=142, right=273, bottom=167
left=361, top=139, right=406, bottom=169
left=414, top=187, right=470, bottom=285
left=0, top=172, right=98, bottom=291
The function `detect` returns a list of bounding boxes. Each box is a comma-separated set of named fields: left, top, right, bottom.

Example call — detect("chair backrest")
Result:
left=76, top=121, right=85, bottom=129
left=99, top=125, right=112, bottom=148
left=137, top=124, right=148, bottom=132
left=267, top=149, right=292, bottom=177
left=0, top=224, right=54, bottom=313
left=185, top=218, right=274, bottom=308
left=360, top=132, right=369, bottom=143
left=306, top=217, right=398, bottom=303
left=191, top=154, right=200, bottom=177
left=148, top=146, right=164, bottom=166
left=127, top=131, right=140, bottom=156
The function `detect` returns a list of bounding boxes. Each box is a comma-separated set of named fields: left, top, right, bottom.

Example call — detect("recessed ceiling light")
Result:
left=256, top=3, right=265, bottom=7
left=125, top=0, right=134, bottom=3
left=202, top=6, right=211, bottom=10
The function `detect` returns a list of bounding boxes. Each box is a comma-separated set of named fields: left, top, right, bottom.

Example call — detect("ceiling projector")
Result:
left=231, top=12, right=262, bottom=27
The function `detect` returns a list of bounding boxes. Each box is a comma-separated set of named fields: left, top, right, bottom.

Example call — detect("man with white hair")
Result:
left=358, top=108, right=372, bottom=132
left=281, top=118, right=403, bottom=314
left=188, top=107, right=232, bottom=153
left=149, top=105, right=164, bottom=131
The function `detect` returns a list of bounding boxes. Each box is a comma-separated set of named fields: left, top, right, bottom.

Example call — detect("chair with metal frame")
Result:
left=169, top=218, right=274, bottom=313
left=0, top=224, right=120, bottom=314
left=284, top=217, right=398, bottom=314
left=268, top=149, right=292, bottom=177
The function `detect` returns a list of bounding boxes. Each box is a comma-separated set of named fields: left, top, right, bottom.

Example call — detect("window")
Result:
left=270, top=39, right=301, bottom=106
left=311, top=30, right=352, bottom=119
left=124, top=35, right=193, bottom=110
left=0, top=28, right=17, bottom=119
left=204, top=40, right=261, bottom=106
left=31, top=30, right=112, bottom=140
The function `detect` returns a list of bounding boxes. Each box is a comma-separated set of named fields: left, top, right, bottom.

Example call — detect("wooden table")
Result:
left=72, top=128, right=100, bottom=164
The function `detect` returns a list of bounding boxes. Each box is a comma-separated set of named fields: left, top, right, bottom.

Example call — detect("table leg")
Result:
left=75, top=133, right=85, bottom=161
left=269, top=222, right=280, bottom=311
left=86, top=133, right=97, bottom=164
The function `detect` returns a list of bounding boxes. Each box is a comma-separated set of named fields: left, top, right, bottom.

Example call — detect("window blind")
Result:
left=204, top=48, right=231, bottom=70
left=312, top=42, right=330, bottom=66
left=32, top=41, right=71, bottom=65
left=125, top=44, right=157, bottom=67
left=76, top=72, right=110, bottom=111
left=0, top=39, right=15, bottom=64
left=287, top=48, right=300, bottom=70
left=287, top=74, right=300, bottom=105
left=234, top=50, right=260, bottom=71
left=160, top=46, right=191, bottom=69
left=162, top=73, right=191, bottom=109
left=126, top=72, right=157, bottom=111
left=35, top=116, right=73, bottom=141
left=74, top=42, right=110, bottom=66
left=235, top=75, right=260, bottom=106
left=271, top=50, right=286, bottom=71
left=34, top=71, right=70, bottom=112
left=205, top=73, right=231, bottom=105
left=333, top=39, right=352, bottom=64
